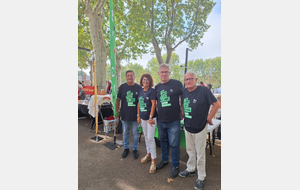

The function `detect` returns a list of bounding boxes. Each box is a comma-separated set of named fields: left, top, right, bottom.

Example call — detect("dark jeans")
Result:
left=157, top=120, right=181, bottom=167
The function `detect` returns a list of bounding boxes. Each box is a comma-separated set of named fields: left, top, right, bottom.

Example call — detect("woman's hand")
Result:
left=137, top=116, right=141, bottom=124
left=148, top=118, right=155, bottom=126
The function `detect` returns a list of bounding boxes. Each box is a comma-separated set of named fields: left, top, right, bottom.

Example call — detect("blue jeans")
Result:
left=157, top=120, right=181, bottom=167
left=121, top=120, right=139, bottom=150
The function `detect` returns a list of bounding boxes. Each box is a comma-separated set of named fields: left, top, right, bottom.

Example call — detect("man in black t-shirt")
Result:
left=116, top=70, right=142, bottom=159
left=155, top=63, right=184, bottom=178
left=178, top=71, right=220, bottom=190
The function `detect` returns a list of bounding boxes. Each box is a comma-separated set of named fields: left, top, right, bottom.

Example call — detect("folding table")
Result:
left=206, top=119, right=221, bottom=155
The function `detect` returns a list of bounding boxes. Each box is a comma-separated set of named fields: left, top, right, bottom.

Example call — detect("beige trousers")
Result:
left=185, top=125, right=207, bottom=180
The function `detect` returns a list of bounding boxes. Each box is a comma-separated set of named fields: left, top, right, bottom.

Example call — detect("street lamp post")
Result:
left=183, top=48, right=192, bottom=88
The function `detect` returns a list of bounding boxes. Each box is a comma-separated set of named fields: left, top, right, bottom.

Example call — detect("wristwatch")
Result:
left=137, top=114, right=140, bottom=117
left=149, top=115, right=153, bottom=119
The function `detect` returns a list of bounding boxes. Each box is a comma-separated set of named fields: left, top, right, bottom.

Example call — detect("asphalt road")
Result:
left=78, top=117, right=221, bottom=190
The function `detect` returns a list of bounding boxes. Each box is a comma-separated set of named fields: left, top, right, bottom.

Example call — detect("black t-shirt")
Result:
left=183, top=86, right=217, bottom=133
left=117, top=83, right=141, bottom=121
left=155, top=79, right=184, bottom=122
left=138, top=88, right=157, bottom=120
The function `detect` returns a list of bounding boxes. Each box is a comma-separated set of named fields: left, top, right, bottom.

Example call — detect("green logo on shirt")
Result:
left=139, top=96, right=147, bottom=112
left=160, top=90, right=171, bottom=107
left=183, top=97, right=192, bottom=119
left=126, top=91, right=136, bottom=106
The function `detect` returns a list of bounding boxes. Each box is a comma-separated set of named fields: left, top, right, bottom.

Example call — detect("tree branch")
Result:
left=82, top=54, right=90, bottom=62
left=172, top=0, right=201, bottom=50
left=166, top=0, right=175, bottom=49
left=165, top=0, right=169, bottom=42
left=84, top=0, right=92, bottom=15
left=92, top=0, right=106, bottom=15
left=150, top=0, right=154, bottom=35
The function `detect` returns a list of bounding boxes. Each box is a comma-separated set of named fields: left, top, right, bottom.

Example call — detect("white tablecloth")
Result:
left=207, top=119, right=221, bottom=134
left=88, top=95, right=112, bottom=117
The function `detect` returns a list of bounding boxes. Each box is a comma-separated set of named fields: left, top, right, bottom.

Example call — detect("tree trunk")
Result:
left=152, top=38, right=164, bottom=64
left=88, top=60, right=93, bottom=86
left=116, top=54, right=122, bottom=87
left=152, top=38, right=173, bottom=65
left=86, top=10, right=107, bottom=90
left=165, top=48, right=173, bottom=64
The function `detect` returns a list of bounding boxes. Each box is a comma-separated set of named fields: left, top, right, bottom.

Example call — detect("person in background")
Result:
left=116, top=70, right=141, bottom=159
left=199, top=81, right=205, bottom=87
left=206, top=84, right=212, bottom=92
left=155, top=63, right=184, bottom=178
left=81, top=81, right=85, bottom=87
left=78, top=81, right=81, bottom=100
left=137, top=73, right=158, bottom=174
left=179, top=71, right=220, bottom=190
left=107, top=80, right=112, bottom=94
left=78, top=84, right=86, bottom=100
left=216, top=85, right=221, bottom=94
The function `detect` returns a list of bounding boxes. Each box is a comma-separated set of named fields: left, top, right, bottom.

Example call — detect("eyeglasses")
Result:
left=159, top=71, right=170, bottom=74
left=142, top=79, right=149, bottom=82
left=184, top=78, right=194, bottom=82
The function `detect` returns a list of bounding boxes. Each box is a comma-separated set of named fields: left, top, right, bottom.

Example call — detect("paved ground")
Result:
left=78, top=117, right=221, bottom=190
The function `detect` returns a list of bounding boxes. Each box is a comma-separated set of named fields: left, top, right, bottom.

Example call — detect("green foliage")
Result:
left=120, top=62, right=147, bottom=84
left=114, top=54, right=221, bottom=88
left=127, top=0, right=215, bottom=63
left=106, top=0, right=150, bottom=62
left=78, top=0, right=220, bottom=88
left=78, top=0, right=93, bottom=69
left=146, top=57, right=160, bottom=84
left=78, top=0, right=152, bottom=79
left=187, top=56, right=221, bottom=88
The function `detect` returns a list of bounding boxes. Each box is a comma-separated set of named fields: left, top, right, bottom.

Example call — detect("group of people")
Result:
left=115, top=63, right=220, bottom=190
left=78, top=80, right=112, bottom=100
left=200, top=81, right=221, bottom=95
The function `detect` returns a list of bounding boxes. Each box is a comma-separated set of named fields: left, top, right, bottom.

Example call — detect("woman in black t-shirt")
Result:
left=137, top=73, right=158, bottom=174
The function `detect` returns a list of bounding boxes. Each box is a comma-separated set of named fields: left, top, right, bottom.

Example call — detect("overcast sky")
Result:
left=82, top=0, right=221, bottom=73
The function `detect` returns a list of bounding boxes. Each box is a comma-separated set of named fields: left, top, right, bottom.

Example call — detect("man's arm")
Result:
left=207, top=101, right=221, bottom=125
left=179, top=95, right=184, bottom=120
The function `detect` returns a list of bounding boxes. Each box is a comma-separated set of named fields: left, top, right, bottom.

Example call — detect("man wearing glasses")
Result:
left=116, top=70, right=142, bottom=159
left=179, top=71, right=220, bottom=190
left=155, top=63, right=184, bottom=178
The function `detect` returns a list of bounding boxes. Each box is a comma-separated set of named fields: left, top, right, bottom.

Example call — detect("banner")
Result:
left=110, top=0, right=117, bottom=117
left=83, top=86, right=97, bottom=95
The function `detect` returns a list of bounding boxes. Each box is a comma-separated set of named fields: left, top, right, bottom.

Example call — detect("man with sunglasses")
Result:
left=155, top=63, right=184, bottom=178
left=179, top=71, right=220, bottom=190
